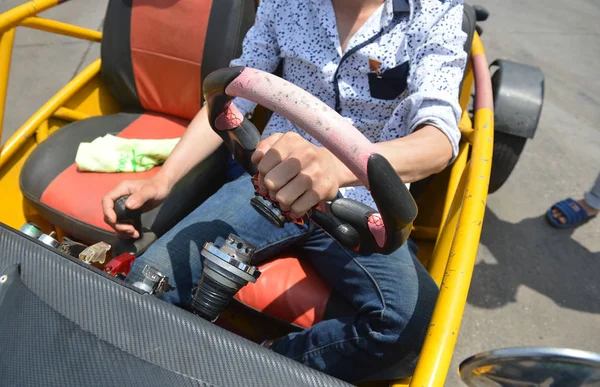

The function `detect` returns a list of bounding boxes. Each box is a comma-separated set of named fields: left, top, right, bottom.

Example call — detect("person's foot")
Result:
left=551, top=199, right=599, bottom=225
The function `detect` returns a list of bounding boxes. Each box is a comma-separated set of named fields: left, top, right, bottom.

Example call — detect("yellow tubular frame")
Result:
left=0, top=0, right=101, bottom=145
left=0, top=28, right=15, bottom=137
left=0, top=0, right=104, bottom=168
left=1, top=2, right=494, bottom=383
left=405, top=32, right=494, bottom=387
left=20, top=17, right=102, bottom=42
left=0, top=0, right=61, bottom=31
left=0, top=58, right=100, bottom=169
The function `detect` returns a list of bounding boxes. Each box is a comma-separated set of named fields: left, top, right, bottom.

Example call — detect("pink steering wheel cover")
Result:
left=224, top=68, right=377, bottom=188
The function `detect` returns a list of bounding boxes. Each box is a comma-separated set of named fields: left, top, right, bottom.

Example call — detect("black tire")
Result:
left=489, top=131, right=528, bottom=194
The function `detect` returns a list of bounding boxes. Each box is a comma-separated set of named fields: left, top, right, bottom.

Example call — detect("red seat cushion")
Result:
left=20, top=112, right=227, bottom=245
left=40, top=113, right=186, bottom=234
left=234, top=254, right=355, bottom=329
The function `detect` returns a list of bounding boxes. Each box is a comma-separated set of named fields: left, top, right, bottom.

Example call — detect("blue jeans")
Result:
left=127, top=174, right=438, bottom=382
left=584, top=171, right=600, bottom=210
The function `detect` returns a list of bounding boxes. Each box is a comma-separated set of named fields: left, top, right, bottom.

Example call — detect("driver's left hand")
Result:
left=251, top=132, right=342, bottom=218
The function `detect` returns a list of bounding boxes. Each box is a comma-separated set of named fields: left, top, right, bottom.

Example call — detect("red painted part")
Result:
left=104, top=253, right=136, bottom=276
left=40, top=113, right=189, bottom=231
left=215, top=103, right=244, bottom=130
left=472, top=54, right=494, bottom=110
left=367, top=213, right=386, bottom=248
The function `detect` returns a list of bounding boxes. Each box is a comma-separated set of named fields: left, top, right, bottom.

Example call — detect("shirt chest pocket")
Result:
left=368, top=61, right=410, bottom=100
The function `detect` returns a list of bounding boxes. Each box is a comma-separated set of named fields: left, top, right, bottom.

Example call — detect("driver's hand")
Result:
left=251, top=132, right=341, bottom=218
left=101, top=176, right=171, bottom=239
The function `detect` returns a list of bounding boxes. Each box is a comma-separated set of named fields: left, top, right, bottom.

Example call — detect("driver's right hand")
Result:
left=101, top=176, right=171, bottom=239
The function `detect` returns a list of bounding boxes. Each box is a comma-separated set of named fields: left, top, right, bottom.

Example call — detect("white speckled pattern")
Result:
left=230, top=0, right=466, bottom=206
left=226, top=68, right=377, bottom=187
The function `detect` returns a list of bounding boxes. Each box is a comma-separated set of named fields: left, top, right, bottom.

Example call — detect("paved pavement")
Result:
left=0, top=0, right=106, bottom=143
left=1, top=1, right=598, bottom=385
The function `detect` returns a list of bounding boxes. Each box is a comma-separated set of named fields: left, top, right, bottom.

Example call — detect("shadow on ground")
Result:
left=468, top=208, right=600, bottom=314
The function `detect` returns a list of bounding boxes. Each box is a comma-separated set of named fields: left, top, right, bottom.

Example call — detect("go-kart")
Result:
left=0, top=0, right=545, bottom=386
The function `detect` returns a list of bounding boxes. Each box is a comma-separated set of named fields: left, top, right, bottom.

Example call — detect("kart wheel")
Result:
left=489, top=131, right=527, bottom=193
left=487, top=59, right=544, bottom=194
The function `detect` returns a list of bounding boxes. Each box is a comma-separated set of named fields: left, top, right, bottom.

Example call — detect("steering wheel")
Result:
left=203, top=67, right=417, bottom=256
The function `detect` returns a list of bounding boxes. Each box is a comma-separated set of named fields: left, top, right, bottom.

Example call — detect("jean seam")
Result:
left=291, top=337, right=364, bottom=361
left=339, top=247, right=388, bottom=319
left=253, top=229, right=309, bottom=256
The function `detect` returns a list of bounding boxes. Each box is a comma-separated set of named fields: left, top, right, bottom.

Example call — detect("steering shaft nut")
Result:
left=250, top=195, right=286, bottom=228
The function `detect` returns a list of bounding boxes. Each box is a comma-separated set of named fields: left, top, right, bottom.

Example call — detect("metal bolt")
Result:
left=0, top=275, right=7, bottom=284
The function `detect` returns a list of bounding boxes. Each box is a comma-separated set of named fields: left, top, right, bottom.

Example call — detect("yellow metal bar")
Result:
left=0, top=28, right=15, bottom=141
left=428, top=161, right=468, bottom=285
left=0, top=58, right=101, bottom=169
left=458, top=59, right=475, bottom=145
left=437, top=141, right=469, bottom=239
left=459, top=110, right=473, bottom=132
left=20, top=17, right=102, bottom=42
left=411, top=225, right=440, bottom=241
left=414, top=107, right=493, bottom=386
left=53, top=107, right=89, bottom=121
left=459, top=59, right=474, bottom=113
left=459, top=113, right=474, bottom=144
left=389, top=378, right=410, bottom=387
left=0, top=0, right=61, bottom=33
left=459, top=127, right=474, bottom=144
left=35, top=119, right=49, bottom=143
left=410, top=32, right=494, bottom=387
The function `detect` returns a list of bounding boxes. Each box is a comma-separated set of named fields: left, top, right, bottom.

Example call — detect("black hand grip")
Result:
left=220, top=119, right=261, bottom=176
left=114, top=196, right=142, bottom=232
left=310, top=209, right=360, bottom=251
left=113, top=195, right=157, bottom=257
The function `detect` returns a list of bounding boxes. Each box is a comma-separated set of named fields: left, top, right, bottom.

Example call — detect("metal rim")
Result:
left=202, top=243, right=260, bottom=278
left=38, top=234, right=59, bottom=247
left=459, top=347, right=600, bottom=384
left=0, top=275, right=7, bottom=283
left=250, top=196, right=286, bottom=228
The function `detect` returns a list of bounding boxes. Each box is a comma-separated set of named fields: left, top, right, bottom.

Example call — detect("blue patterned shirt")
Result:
left=230, top=0, right=467, bottom=205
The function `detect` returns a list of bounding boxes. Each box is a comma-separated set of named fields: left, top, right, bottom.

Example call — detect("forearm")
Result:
left=154, top=106, right=223, bottom=189
left=336, top=125, right=454, bottom=186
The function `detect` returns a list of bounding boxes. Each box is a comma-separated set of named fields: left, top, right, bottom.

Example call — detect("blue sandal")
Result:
left=546, top=198, right=596, bottom=228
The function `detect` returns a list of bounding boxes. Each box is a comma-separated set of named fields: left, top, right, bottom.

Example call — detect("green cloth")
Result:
left=75, top=134, right=180, bottom=173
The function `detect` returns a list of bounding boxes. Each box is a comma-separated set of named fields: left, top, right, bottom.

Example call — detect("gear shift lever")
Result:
left=114, top=196, right=143, bottom=232
left=113, top=195, right=157, bottom=256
